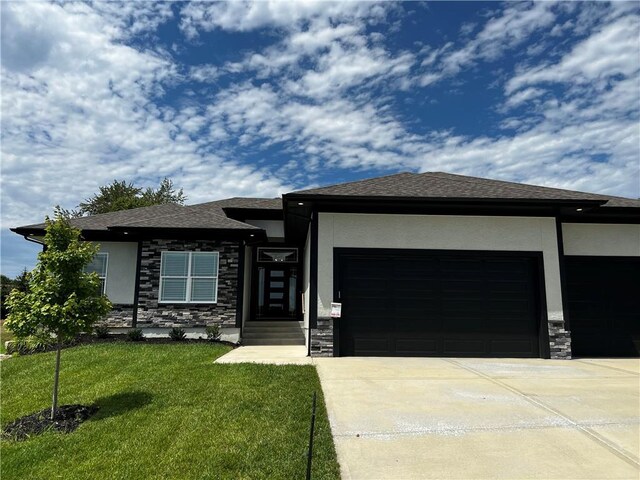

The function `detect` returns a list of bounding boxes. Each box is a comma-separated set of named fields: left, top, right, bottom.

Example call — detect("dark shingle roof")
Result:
left=18, top=203, right=186, bottom=231
left=111, top=209, right=260, bottom=230
left=14, top=198, right=281, bottom=233
left=288, top=171, right=639, bottom=207
left=186, top=197, right=282, bottom=213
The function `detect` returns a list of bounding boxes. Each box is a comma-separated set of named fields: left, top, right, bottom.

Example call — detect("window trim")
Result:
left=86, top=252, right=108, bottom=295
left=159, top=251, right=219, bottom=304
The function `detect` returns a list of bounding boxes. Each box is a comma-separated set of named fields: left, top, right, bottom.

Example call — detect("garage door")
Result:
left=336, top=250, right=542, bottom=357
left=565, top=257, right=640, bottom=357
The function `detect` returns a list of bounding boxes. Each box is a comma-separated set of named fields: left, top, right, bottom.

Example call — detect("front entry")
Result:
left=252, top=247, right=300, bottom=321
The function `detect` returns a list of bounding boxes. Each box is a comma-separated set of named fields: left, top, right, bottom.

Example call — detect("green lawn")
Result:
left=1, top=343, right=340, bottom=480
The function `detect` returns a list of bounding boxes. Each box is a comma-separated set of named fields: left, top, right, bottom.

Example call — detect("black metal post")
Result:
left=306, top=392, right=317, bottom=480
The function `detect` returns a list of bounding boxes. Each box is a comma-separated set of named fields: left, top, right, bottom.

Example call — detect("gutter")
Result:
left=20, top=233, right=45, bottom=248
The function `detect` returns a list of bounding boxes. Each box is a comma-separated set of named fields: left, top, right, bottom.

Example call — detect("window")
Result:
left=160, top=251, right=219, bottom=303
left=85, top=252, right=108, bottom=294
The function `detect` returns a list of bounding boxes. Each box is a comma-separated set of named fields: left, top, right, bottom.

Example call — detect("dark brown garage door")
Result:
left=336, top=249, right=542, bottom=357
left=566, top=257, right=640, bottom=357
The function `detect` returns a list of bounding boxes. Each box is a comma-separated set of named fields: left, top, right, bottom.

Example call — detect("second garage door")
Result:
left=565, top=256, right=640, bottom=357
left=336, top=249, right=543, bottom=357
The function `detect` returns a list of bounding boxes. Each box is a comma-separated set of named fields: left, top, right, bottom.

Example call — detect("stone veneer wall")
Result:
left=548, top=319, right=572, bottom=359
left=136, top=239, right=239, bottom=328
left=100, top=305, right=134, bottom=328
left=310, top=317, right=334, bottom=356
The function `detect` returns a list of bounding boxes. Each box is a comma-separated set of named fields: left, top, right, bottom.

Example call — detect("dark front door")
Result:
left=565, top=256, right=640, bottom=357
left=336, top=249, right=542, bottom=358
left=256, top=265, right=299, bottom=320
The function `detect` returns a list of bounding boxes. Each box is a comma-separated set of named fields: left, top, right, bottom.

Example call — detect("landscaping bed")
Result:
left=2, top=404, right=98, bottom=441
left=1, top=343, right=340, bottom=479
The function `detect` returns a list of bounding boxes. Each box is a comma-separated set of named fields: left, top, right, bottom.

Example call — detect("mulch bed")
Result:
left=2, top=404, right=98, bottom=441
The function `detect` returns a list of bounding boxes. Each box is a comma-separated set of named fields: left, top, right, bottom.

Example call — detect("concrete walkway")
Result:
left=315, top=357, right=640, bottom=480
left=215, top=345, right=312, bottom=365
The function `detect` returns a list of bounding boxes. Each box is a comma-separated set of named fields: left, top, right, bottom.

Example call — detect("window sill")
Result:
left=157, top=301, right=218, bottom=305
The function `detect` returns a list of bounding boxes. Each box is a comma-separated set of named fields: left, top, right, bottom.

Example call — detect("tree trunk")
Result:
left=51, top=340, right=61, bottom=420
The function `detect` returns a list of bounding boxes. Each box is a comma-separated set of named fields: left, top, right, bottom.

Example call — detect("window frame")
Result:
left=85, top=252, right=108, bottom=295
left=159, top=251, right=219, bottom=304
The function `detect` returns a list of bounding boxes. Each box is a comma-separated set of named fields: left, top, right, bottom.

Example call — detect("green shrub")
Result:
left=93, top=324, right=110, bottom=339
left=205, top=325, right=221, bottom=342
left=127, top=328, right=144, bottom=342
left=6, top=331, right=58, bottom=355
left=169, top=327, right=186, bottom=341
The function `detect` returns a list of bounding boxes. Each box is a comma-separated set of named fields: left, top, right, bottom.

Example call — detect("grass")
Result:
left=1, top=343, right=340, bottom=480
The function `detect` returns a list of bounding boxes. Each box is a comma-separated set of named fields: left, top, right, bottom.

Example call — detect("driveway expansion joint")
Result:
left=574, top=359, right=640, bottom=376
left=445, top=359, right=640, bottom=468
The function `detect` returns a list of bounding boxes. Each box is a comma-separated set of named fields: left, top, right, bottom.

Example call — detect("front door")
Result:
left=254, top=247, right=300, bottom=321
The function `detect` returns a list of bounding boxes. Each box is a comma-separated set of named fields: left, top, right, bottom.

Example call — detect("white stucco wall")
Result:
left=245, top=219, right=284, bottom=239
left=317, top=213, right=563, bottom=322
left=562, top=223, right=640, bottom=257
left=93, top=241, right=138, bottom=304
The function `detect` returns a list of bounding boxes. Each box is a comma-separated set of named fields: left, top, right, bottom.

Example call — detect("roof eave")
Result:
left=107, top=226, right=266, bottom=240
left=283, top=193, right=609, bottom=207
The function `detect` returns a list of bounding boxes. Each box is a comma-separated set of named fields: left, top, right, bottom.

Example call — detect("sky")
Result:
left=1, top=1, right=639, bottom=277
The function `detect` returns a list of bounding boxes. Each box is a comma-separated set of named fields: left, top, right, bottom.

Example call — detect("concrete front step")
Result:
left=242, top=320, right=305, bottom=346
left=244, top=321, right=303, bottom=327
left=242, top=338, right=305, bottom=346
left=243, top=332, right=305, bottom=340
left=242, top=325, right=302, bottom=333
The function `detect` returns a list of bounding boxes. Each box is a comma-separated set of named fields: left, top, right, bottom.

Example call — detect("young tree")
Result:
left=77, top=178, right=186, bottom=215
left=5, top=211, right=112, bottom=419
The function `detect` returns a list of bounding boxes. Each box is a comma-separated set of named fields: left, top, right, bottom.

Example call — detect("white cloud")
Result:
left=0, top=1, right=291, bottom=234
left=416, top=2, right=558, bottom=86
left=506, top=15, right=640, bottom=94
left=503, top=87, right=546, bottom=109
left=179, top=0, right=386, bottom=36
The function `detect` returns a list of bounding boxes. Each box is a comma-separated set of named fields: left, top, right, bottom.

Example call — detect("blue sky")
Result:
left=2, top=1, right=639, bottom=277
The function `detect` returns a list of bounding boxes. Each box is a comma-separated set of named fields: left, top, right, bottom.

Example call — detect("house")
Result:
left=12, top=172, right=640, bottom=359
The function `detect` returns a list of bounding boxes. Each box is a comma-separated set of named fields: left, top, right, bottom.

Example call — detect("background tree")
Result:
left=5, top=211, right=112, bottom=419
left=1, top=269, right=29, bottom=319
left=77, top=178, right=185, bottom=215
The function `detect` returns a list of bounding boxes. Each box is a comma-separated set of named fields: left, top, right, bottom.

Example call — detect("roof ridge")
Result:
left=290, top=172, right=416, bottom=194
left=186, top=197, right=281, bottom=208
left=423, top=172, right=609, bottom=200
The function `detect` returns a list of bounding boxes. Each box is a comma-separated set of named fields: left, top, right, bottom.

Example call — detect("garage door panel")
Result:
left=339, top=250, right=541, bottom=358
left=566, top=256, right=640, bottom=358
left=352, top=337, right=391, bottom=356
left=443, top=338, right=486, bottom=356
left=395, top=338, right=439, bottom=355
left=394, top=310, right=440, bottom=324
left=490, top=338, right=537, bottom=356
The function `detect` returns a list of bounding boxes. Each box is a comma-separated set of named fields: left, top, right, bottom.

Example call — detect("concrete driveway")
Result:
left=314, top=357, right=640, bottom=480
